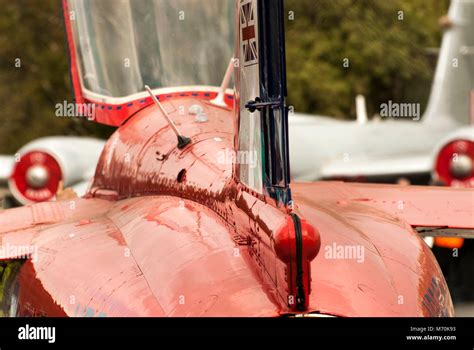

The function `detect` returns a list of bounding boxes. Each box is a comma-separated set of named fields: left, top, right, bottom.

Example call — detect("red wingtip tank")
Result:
left=0, top=0, right=470, bottom=317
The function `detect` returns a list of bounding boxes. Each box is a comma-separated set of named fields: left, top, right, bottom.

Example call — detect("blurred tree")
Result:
left=0, top=0, right=113, bottom=154
left=285, top=0, right=450, bottom=119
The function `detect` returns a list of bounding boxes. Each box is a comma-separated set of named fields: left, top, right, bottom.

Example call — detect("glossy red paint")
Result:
left=0, top=93, right=465, bottom=316
left=1, top=0, right=471, bottom=318
left=291, top=182, right=460, bottom=316
left=89, top=95, right=235, bottom=199
left=291, top=181, right=474, bottom=231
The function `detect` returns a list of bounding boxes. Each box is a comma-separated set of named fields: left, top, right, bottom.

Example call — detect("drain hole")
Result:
left=177, top=169, right=187, bottom=183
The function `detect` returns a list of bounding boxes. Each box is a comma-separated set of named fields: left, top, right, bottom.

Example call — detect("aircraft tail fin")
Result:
left=424, top=0, right=474, bottom=125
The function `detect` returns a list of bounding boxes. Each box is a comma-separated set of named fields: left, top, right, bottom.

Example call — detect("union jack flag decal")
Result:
left=241, top=0, right=258, bottom=66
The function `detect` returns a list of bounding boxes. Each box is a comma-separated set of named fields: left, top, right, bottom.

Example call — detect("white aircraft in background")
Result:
left=289, top=0, right=474, bottom=188
left=0, top=137, right=104, bottom=207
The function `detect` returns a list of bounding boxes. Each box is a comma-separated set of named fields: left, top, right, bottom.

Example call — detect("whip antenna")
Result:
left=145, top=85, right=191, bottom=149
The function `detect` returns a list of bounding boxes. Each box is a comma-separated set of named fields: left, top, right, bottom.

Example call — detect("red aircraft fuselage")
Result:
left=0, top=0, right=469, bottom=317
left=0, top=88, right=452, bottom=317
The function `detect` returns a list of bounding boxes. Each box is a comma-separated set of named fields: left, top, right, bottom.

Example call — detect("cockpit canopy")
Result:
left=65, top=0, right=292, bottom=206
left=67, top=0, right=234, bottom=99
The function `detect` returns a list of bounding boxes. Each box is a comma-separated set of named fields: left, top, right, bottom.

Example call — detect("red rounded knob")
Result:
left=274, top=216, right=321, bottom=264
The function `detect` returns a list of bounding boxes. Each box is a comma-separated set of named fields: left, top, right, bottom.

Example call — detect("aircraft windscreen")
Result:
left=67, top=0, right=235, bottom=98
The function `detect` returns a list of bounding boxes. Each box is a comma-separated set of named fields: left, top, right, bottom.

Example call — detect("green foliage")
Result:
left=0, top=0, right=112, bottom=154
left=285, top=0, right=450, bottom=119
left=0, top=260, right=23, bottom=316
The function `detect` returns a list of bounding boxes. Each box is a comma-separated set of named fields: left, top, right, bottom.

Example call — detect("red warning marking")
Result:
left=242, top=25, right=255, bottom=42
